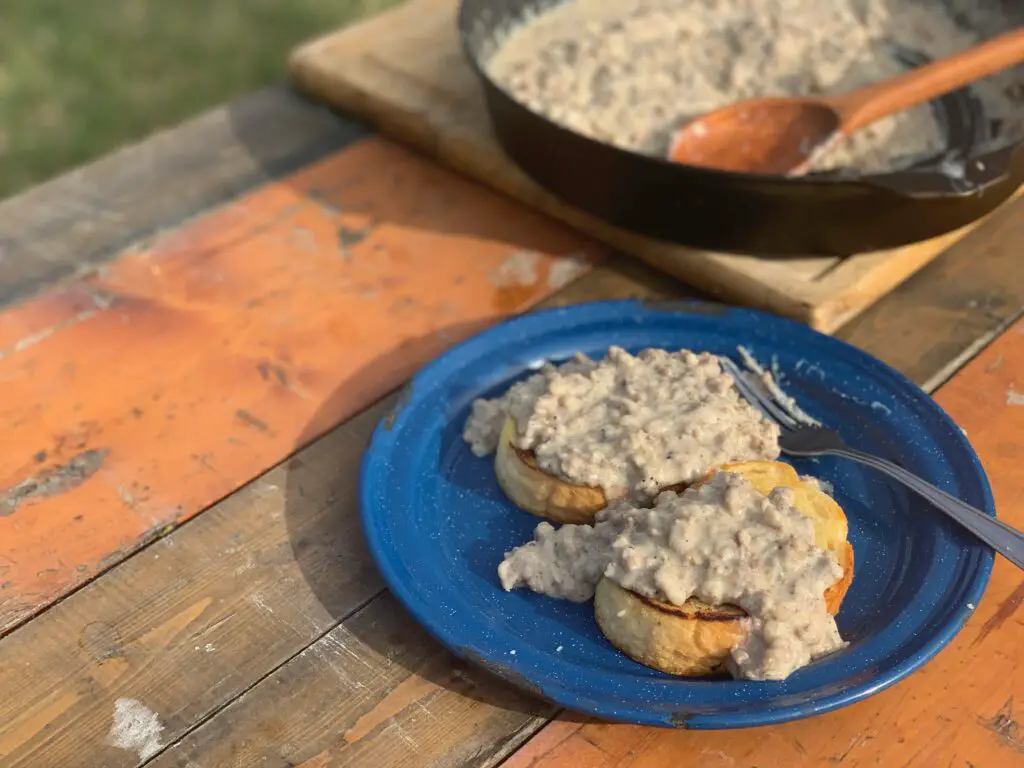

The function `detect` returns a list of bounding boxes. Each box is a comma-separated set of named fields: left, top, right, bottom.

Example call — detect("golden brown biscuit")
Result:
left=593, top=461, right=854, bottom=677
left=494, top=416, right=624, bottom=524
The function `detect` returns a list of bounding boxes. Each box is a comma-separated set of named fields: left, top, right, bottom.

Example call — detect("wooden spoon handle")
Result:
left=828, top=27, right=1024, bottom=134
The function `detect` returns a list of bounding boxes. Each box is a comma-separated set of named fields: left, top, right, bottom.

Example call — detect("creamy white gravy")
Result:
left=486, top=0, right=1022, bottom=174
left=463, top=347, right=780, bottom=497
left=499, top=471, right=846, bottom=680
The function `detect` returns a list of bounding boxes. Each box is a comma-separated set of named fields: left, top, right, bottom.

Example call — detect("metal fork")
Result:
left=720, top=357, right=1024, bottom=571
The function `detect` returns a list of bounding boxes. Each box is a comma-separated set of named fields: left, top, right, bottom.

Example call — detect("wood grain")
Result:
left=5, top=223, right=1023, bottom=767
left=0, top=137, right=607, bottom=634
left=504, top=318, right=1024, bottom=768
left=0, top=260, right=678, bottom=768
left=3, top=180, right=1024, bottom=766
left=287, top=0, right=1023, bottom=332
left=128, top=266, right=1024, bottom=768
left=839, top=190, right=1024, bottom=391
left=132, top=216, right=1024, bottom=766
left=149, top=593, right=555, bottom=768
left=0, top=401, right=391, bottom=767
left=0, top=85, right=365, bottom=310
left=2, top=76, right=1024, bottom=766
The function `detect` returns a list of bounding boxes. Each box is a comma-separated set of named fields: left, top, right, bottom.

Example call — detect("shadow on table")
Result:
left=243, top=87, right=645, bottom=722
left=225, top=85, right=609, bottom=258
left=226, top=86, right=850, bottom=264
left=280, top=323, right=598, bottom=721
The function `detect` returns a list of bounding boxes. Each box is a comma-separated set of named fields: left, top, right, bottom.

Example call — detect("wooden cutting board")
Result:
left=288, top=0, right=1020, bottom=332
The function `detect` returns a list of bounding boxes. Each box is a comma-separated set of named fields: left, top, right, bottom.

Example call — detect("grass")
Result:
left=0, top=0, right=400, bottom=200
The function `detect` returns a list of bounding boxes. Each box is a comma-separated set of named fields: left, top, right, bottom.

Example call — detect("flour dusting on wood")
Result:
left=107, top=698, right=164, bottom=760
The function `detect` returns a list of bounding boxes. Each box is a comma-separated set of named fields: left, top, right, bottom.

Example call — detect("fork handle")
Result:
left=825, top=448, right=1024, bottom=571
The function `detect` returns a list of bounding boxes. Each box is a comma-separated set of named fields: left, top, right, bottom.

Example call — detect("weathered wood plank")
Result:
left=0, top=400, right=388, bottom=766
left=5, top=213, right=1024, bottom=766
left=839, top=193, right=1024, bottom=392
left=140, top=206, right=1024, bottom=767
left=0, top=84, right=366, bottom=309
left=0, top=260, right=678, bottom=768
left=151, top=593, right=555, bottom=768
left=0, top=97, right=1021, bottom=768
left=0, top=137, right=607, bottom=634
left=503, top=316, right=1024, bottom=768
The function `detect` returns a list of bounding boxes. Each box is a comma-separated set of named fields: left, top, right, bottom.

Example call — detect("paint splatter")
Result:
left=108, top=698, right=164, bottom=760
left=490, top=250, right=540, bottom=288
left=979, top=697, right=1022, bottom=753
left=249, top=592, right=275, bottom=616
left=546, top=253, right=590, bottom=289
left=1, top=448, right=109, bottom=516
left=1006, top=387, right=1024, bottom=406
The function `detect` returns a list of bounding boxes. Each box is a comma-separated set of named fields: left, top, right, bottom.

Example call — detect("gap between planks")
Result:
left=4, top=234, right=1024, bottom=766
left=0, top=136, right=610, bottom=638
left=498, top=317, right=1024, bottom=768
left=144, top=291, right=1024, bottom=768
left=2, top=116, right=1024, bottom=768
left=0, top=259, right=680, bottom=768
left=0, top=85, right=364, bottom=311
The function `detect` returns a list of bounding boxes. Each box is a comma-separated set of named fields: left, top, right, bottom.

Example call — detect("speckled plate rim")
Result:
left=359, top=299, right=995, bottom=729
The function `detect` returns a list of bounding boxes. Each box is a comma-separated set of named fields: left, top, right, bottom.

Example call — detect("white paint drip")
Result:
left=107, top=698, right=164, bottom=761
left=1006, top=386, right=1024, bottom=406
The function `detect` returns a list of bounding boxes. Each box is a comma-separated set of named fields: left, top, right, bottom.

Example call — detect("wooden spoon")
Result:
left=668, top=27, right=1024, bottom=175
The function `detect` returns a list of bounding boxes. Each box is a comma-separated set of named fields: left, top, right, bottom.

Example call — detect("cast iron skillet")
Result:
left=458, top=0, right=1024, bottom=255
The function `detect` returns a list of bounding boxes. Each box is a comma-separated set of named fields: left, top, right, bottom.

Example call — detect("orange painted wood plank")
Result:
left=0, top=137, right=607, bottom=633
left=506, top=319, right=1024, bottom=768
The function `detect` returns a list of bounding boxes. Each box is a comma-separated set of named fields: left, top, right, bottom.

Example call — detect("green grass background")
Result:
left=0, top=0, right=399, bottom=199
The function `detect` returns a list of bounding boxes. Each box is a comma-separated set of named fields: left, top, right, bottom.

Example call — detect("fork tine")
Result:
left=731, top=349, right=822, bottom=428
left=720, top=358, right=798, bottom=430
left=745, top=375, right=802, bottom=430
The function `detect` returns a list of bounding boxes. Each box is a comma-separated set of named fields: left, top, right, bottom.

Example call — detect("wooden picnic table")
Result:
left=1, top=84, right=1022, bottom=768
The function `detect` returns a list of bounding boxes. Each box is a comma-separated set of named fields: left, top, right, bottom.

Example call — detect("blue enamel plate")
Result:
left=360, top=300, right=995, bottom=729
